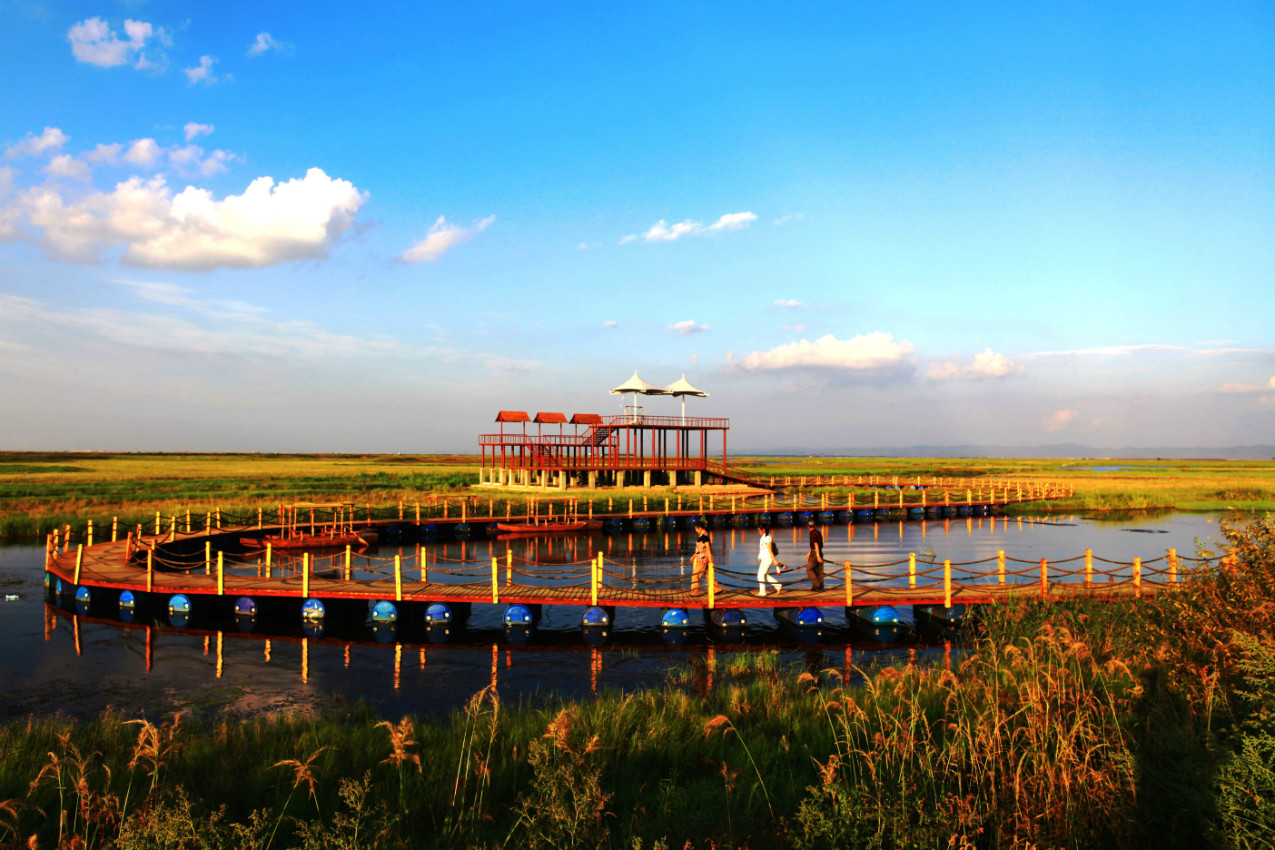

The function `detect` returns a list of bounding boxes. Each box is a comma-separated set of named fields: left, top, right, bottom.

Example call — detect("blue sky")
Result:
left=1, top=1, right=1272, bottom=452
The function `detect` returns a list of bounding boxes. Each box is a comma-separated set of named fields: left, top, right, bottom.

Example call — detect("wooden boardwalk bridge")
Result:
left=43, top=493, right=1209, bottom=634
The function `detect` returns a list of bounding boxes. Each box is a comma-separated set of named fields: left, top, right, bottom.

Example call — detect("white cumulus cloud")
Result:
left=43, top=154, right=90, bottom=181
left=183, top=123, right=214, bottom=142
left=966, top=348, right=1023, bottom=379
left=602, top=320, right=619, bottom=329
left=928, top=348, right=1024, bottom=381
left=185, top=56, right=218, bottom=85
left=669, top=320, right=709, bottom=335
left=2, top=167, right=366, bottom=270
left=621, top=210, right=757, bottom=244
left=398, top=215, right=495, bottom=263
left=6, top=127, right=69, bottom=159
left=68, top=17, right=166, bottom=70
left=168, top=145, right=234, bottom=176
left=741, top=331, right=915, bottom=373
left=774, top=299, right=805, bottom=308
left=123, top=138, right=163, bottom=167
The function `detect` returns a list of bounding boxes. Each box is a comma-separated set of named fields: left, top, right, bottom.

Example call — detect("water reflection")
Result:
left=2, top=512, right=1225, bottom=719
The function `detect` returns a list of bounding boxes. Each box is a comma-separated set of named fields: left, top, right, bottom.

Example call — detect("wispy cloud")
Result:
left=1214, top=376, right=1275, bottom=394
left=774, top=299, right=806, bottom=308
left=247, top=32, right=292, bottom=57
left=773, top=213, right=804, bottom=226
left=602, top=320, right=618, bottom=329
left=398, top=215, right=495, bottom=263
left=669, top=320, right=709, bottom=335
left=1043, top=409, right=1079, bottom=432
left=183, top=122, right=214, bottom=142
left=620, top=211, right=757, bottom=244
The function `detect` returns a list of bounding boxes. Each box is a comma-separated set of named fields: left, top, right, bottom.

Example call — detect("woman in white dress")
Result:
left=756, top=525, right=783, bottom=596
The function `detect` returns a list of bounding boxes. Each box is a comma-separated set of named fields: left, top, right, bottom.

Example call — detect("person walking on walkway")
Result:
left=690, top=520, right=720, bottom=593
left=805, top=518, right=825, bottom=591
left=756, top=525, right=783, bottom=596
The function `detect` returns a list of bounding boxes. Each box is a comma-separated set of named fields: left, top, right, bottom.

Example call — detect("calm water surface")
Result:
left=0, top=512, right=1228, bottom=720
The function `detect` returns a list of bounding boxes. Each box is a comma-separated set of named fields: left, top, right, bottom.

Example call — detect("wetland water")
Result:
left=0, top=512, right=1225, bottom=720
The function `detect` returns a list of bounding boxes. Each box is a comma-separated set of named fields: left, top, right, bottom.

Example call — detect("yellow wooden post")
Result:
left=943, top=559, right=952, bottom=609
left=844, top=561, right=853, bottom=605
left=345, top=545, right=352, bottom=580
left=217, top=552, right=224, bottom=596
left=707, top=559, right=716, bottom=609
left=155, top=511, right=161, bottom=535
left=74, top=544, right=83, bottom=584
left=257, top=507, right=263, bottom=529
left=302, top=553, right=310, bottom=598
left=421, top=547, right=428, bottom=582
left=111, top=516, right=118, bottom=543
left=205, top=541, right=212, bottom=575
left=87, top=520, right=93, bottom=548
left=506, top=550, right=512, bottom=586
left=215, top=508, right=221, bottom=529
left=266, top=542, right=273, bottom=568
left=1169, top=548, right=1178, bottom=583
left=591, top=553, right=599, bottom=606
left=874, top=490, right=879, bottom=509
left=898, top=489, right=903, bottom=508
left=1133, top=557, right=1142, bottom=596
left=394, top=555, right=403, bottom=602
left=966, top=489, right=972, bottom=504
left=1039, top=558, right=1048, bottom=597
left=415, top=502, right=421, bottom=522
left=1085, top=549, right=1093, bottom=583
left=491, top=557, right=499, bottom=603
left=462, top=500, right=468, bottom=522
left=997, top=550, right=1006, bottom=584
left=186, top=510, right=192, bottom=533
left=908, top=552, right=916, bottom=588
left=146, top=549, right=153, bottom=592
left=628, top=499, right=633, bottom=517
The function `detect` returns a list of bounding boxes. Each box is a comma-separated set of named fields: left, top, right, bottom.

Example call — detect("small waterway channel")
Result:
left=0, top=512, right=1228, bottom=720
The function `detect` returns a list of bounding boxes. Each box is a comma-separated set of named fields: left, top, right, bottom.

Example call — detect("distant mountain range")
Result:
left=745, top=444, right=1275, bottom=460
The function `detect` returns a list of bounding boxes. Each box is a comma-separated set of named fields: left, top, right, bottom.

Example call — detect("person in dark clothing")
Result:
left=691, top=520, right=719, bottom=593
left=806, top=519, right=825, bottom=591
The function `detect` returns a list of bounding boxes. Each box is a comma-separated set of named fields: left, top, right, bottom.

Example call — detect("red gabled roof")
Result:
left=496, top=410, right=530, bottom=423
left=533, top=411, right=568, bottom=424
left=570, top=413, right=603, bottom=425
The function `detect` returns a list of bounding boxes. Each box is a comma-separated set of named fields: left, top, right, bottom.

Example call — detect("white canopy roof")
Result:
left=610, top=372, right=667, bottom=395
left=664, top=375, right=707, bottom=398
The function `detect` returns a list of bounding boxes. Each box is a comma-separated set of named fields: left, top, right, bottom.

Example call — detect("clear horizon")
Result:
left=1, top=2, right=1272, bottom=454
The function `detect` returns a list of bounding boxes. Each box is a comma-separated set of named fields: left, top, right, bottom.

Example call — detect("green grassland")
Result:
left=1, top=452, right=1272, bottom=539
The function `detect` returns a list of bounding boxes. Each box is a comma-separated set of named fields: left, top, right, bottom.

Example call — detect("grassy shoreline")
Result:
left=3, top=514, right=1273, bottom=848
left=2, top=452, right=1272, bottom=540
